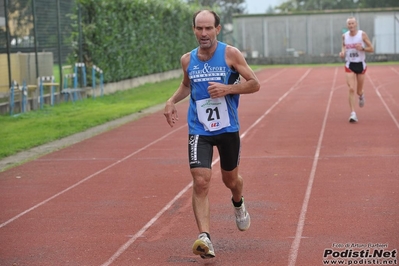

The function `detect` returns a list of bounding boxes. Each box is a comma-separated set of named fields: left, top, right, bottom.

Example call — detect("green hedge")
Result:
left=77, top=0, right=198, bottom=83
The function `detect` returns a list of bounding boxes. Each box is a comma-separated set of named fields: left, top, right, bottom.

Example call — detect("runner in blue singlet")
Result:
left=164, top=9, right=260, bottom=259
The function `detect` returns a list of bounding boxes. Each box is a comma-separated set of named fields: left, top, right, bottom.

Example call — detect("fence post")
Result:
left=100, top=71, right=104, bottom=97
left=92, top=66, right=96, bottom=99
left=22, top=81, right=27, bottom=113
left=38, top=77, right=43, bottom=109
left=9, top=81, right=15, bottom=115
left=92, top=65, right=104, bottom=98
left=38, top=76, right=59, bottom=108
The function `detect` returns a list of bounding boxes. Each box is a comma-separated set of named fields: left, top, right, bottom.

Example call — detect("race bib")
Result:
left=347, top=48, right=360, bottom=61
left=196, top=97, right=230, bottom=131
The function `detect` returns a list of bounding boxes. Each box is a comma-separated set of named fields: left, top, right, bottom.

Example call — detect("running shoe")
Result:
left=359, top=94, right=365, bottom=108
left=234, top=198, right=251, bottom=231
left=192, top=233, right=215, bottom=259
left=349, top=112, right=358, bottom=123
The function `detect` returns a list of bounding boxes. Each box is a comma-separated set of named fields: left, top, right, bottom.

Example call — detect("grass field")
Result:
left=0, top=77, right=183, bottom=159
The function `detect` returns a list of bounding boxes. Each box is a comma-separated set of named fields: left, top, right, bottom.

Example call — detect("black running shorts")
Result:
left=348, top=62, right=365, bottom=74
left=188, top=132, right=241, bottom=171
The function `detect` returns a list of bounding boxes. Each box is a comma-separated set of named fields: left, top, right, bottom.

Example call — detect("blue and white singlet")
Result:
left=187, top=41, right=241, bottom=135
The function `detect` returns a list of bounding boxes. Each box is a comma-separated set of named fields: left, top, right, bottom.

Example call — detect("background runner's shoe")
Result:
left=192, top=233, right=215, bottom=259
left=359, top=95, right=365, bottom=108
left=234, top=199, right=251, bottom=231
left=349, top=112, right=358, bottom=123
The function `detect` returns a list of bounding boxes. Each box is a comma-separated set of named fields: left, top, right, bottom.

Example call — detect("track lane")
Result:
left=0, top=66, right=398, bottom=266
left=294, top=65, right=399, bottom=266
left=101, top=67, right=314, bottom=265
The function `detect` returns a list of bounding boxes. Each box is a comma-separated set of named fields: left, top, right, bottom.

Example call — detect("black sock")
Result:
left=232, top=196, right=243, bottom=207
left=201, top=232, right=211, bottom=240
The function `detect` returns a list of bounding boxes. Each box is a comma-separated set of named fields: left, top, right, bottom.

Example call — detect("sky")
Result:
left=245, top=0, right=282, bottom=14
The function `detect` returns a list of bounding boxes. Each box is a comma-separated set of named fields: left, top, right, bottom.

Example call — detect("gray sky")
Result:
left=245, top=0, right=282, bottom=14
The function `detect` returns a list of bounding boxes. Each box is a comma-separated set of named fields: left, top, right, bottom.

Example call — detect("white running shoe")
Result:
left=192, top=233, right=215, bottom=259
left=234, top=198, right=251, bottom=231
left=359, top=95, right=365, bottom=108
left=349, top=112, right=358, bottom=123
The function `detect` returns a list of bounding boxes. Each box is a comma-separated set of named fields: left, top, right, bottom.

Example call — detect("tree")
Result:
left=276, top=0, right=399, bottom=12
left=4, top=0, right=32, bottom=44
left=186, top=0, right=246, bottom=24
left=266, top=5, right=275, bottom=14
left=358, top=0, right=399, bottom=8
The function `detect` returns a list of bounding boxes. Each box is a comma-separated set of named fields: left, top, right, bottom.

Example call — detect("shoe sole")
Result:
left=349, top=118, right=357, bottom=123
left=192, top=239, right=215, bottom=259
left=200, top=253, right=216, bottom=259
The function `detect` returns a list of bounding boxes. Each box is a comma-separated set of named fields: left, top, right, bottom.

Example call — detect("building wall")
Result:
left=233, top=9, right=399, bottom=61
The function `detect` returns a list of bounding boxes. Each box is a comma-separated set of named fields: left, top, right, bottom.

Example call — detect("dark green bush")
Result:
left=77, top=0, right=198, bottom=83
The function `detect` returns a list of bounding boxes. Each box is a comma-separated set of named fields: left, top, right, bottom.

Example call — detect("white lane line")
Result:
left=102, top=68, right=312, bottom=265
left=241, top=68, right=312, bottom=138
left=288, top=67, right=338, bottom=266
left=100, top=182, right=193, bottom=266
left=367, top=69, right=399, bottom=130
left=0, top=125, right=187, bottom=229
left=259, top=68, right=287, bottom=85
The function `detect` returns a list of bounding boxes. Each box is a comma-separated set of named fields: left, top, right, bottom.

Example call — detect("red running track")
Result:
left=0, top=65, right=398, bottom=266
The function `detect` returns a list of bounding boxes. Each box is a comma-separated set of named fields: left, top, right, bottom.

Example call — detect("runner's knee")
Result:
left=191, top=168, right=211, bottom=191
left=221, top=171, right=240, bottom=189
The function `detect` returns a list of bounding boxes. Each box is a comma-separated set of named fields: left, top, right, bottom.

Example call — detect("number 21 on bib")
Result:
left=196, top=97, right=230, bottom=131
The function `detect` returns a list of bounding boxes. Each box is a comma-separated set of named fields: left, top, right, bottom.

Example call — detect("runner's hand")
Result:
left=355, top=43, right=363, bottom=51
left=208, top=82, right=228, bottom=98
left=164, top=102, right=178, bottom=127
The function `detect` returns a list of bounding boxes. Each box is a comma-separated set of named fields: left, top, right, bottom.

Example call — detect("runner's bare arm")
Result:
left=362, top=31, right=374, bottom=53
left=164, top=53, right=191, bottom=127
left=339, top=34, right=345, bottom=58
left=208, top=46, right=260, bottom=98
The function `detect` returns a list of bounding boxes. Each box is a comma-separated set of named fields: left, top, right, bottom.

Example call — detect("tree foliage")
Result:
left=3, top=0, right=74, bottom=49
left=4, top=0, right=32, bottom=39
left=186, top=0, right=246, bottom=24
left=276, top=0, right=399, bottom=12
left=77, top=0, right=198, bottom=82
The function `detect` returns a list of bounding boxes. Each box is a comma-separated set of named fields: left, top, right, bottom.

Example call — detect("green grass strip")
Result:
left=0, top=78, right=181, bottom=159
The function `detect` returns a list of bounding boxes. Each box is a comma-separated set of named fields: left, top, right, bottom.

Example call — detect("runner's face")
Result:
left=347, top=18, right=357, bottom=32
left=193, top=12, right=220, bottom=49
